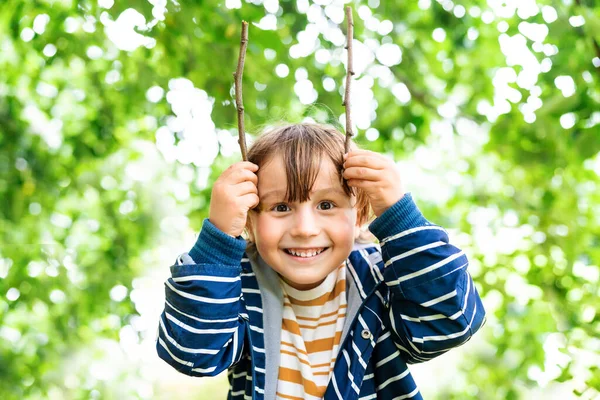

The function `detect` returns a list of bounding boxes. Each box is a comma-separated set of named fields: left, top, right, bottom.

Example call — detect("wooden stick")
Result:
left=234, top=21, right=249, bottom=161
left=343, top=6, right=355, bottom=154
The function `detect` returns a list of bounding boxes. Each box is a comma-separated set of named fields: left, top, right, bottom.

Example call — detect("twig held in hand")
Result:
left=234, top=21, right=249, bottom=161
left=343, top=6, right=355, bottom=154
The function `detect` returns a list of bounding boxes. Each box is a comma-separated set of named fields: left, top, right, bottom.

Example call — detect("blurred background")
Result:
left=1, top=0, right=599, bottom=399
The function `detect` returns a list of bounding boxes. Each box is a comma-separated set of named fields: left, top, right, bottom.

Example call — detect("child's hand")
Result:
left=209, top=161, right=259, bottom=237
left=343, top=150, right=405, bottom=217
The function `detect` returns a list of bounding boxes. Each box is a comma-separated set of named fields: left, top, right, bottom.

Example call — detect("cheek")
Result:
left=342, top=208, right=359, bottom=227
left=332, top=210, right=359, bottom=242
left=253, top=215, right=280, bottom=246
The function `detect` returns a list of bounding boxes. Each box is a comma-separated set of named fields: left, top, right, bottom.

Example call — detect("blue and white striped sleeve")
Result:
left=156, top=219, right=248, bottom=376
left=369, top=194, right=486, bottom=364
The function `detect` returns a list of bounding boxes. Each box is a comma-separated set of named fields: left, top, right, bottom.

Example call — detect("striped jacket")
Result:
left=157, top=194, right=486, bottom=399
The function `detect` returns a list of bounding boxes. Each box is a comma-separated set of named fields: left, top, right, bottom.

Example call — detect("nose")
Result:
left=289, top=205, right=320, bottom=238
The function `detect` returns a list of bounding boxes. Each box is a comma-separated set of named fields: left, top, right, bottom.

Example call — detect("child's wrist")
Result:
left=208, top=218, right=239, bottom=238
left=189, top=219, right=247, bottom=265
left=369, top=193, right=428, bottom=238
left=372, top=192, right=406, bottom=217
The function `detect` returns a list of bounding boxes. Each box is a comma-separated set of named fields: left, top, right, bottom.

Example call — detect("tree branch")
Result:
left=234, top=21, right=249, bottom=161
left=343, top=6, right=355, bottom=153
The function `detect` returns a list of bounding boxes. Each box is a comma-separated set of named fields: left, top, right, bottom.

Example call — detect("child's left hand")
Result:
left=343, top=149, right=405, bottom=217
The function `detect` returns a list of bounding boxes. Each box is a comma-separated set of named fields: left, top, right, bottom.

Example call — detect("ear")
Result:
left=246, top=212, right=256, bottom=242
left=353, top=210, right=362, bottom=241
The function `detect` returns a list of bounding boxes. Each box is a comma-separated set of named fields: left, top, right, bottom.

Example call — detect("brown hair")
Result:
left=247, top=123, right=372, bottom=226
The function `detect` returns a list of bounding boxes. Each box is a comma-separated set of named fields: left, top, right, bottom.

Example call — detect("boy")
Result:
left=157, top=123, right=485, bottom=399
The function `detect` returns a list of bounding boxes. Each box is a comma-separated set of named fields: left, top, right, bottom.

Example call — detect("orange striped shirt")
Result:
left=276, top=264, right=347, bottom=400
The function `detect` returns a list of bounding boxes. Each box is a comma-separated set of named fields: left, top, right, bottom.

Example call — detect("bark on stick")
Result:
left=234, top=21, right=249, bottom=160
left=343, top=6, right=355, bottom=154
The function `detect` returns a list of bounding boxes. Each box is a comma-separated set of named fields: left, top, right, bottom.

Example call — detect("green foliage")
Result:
left=1, top=0, right=599, bottom=398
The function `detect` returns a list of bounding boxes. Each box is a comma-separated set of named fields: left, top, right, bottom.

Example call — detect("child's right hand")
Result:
left=209, top=161, right=259, bottom=237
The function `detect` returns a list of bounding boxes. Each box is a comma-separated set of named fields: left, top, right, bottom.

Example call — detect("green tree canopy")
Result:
left=1, top=0, right=599, bottom=398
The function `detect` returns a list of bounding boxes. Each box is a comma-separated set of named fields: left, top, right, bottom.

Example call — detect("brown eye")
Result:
left=318, top=201, right=335, bottom=210
left=273, top=204, right=290, bottom=212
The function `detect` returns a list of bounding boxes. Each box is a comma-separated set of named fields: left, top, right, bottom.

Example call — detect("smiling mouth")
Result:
left=283, top=248, right=329, bottom=258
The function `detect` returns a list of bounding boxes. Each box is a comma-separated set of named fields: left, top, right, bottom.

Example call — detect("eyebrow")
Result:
left=260, top=187, right=347, bottom=202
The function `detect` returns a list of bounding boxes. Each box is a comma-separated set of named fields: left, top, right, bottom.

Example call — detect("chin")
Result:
left=282, top=274, right=326, bottom=290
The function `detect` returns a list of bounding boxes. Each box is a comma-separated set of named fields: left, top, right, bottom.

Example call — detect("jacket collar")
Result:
left=243, top=243, right=383, bottom=400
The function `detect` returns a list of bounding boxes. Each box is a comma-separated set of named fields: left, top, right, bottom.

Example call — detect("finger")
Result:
left=237, top=161, right=259, bottom=171
left=223, top=161, right=259, bottom=177
left=240, top=192, right=260, bottom=209
left=228, top=168, right=258, bottom=185
left=344, top=149, right=376, bottom=160
left=343, top=154, right=387, bottom=170
left=232, top=181, right=258, bottom=196
left=343, top=166, right=382, bottom=181
left=347, top=148, right=374, bottom=155
left=345, top=179, right=381, bottom=189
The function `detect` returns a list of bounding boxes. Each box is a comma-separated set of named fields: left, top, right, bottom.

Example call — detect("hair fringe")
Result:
left=246, top=123, right=374, bottom=230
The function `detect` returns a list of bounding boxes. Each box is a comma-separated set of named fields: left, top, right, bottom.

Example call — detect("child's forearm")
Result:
left=369, top=194, right=486, bottom=363
left=156, top=219, right=248, bottom=376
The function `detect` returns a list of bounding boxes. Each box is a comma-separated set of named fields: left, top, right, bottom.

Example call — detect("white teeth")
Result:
left=287, top=248, right=326, bottom=258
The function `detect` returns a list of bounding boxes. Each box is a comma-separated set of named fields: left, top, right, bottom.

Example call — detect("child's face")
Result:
left=248, top=154, right=359, bottom=290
